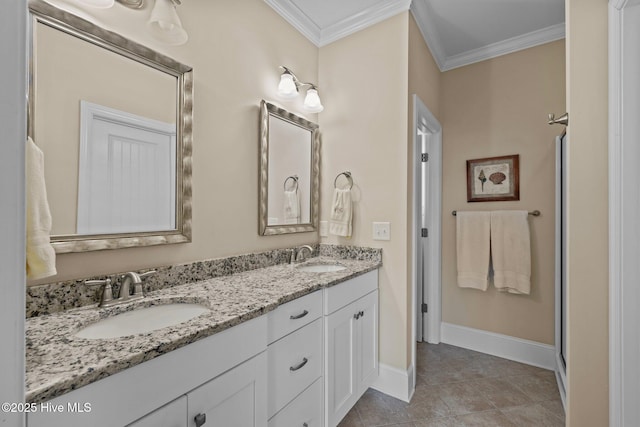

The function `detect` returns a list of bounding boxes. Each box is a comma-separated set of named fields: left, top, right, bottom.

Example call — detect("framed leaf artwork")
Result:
left=466, top=154, right=519, bottom=202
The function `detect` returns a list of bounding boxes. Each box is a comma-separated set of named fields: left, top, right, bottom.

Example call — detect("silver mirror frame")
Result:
left=259, top=100, right=319, bottom=236
left=28, top=0, right=193, bottom=253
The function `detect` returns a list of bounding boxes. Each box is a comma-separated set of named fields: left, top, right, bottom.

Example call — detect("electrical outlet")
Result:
left=373, top=222, right=390, bottom=241
left=319, top=221, right=328, bottom=237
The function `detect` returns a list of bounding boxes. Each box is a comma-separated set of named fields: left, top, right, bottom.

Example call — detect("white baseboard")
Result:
left=371, top=363, right=414, bottom=402
left=441, top=322, right=556, bottom=370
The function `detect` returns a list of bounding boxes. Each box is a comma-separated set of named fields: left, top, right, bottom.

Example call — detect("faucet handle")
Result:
left=133, top=270, right=157, bottom=297
left=85, top=278, right=113, bottom=305
left=139, top=270, right=157, bottom=279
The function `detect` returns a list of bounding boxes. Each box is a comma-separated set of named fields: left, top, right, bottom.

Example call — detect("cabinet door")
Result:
left=187, top=352, right=267, bottom=427
left=356, top=290, right=379, bottom=395
left=127, top=396, right=187, bottom=427
left=324, top=302, right=358, bottom=427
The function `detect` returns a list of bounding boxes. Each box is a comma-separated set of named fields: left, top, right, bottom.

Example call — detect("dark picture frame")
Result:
left=466, top=154, right=520, bottom=202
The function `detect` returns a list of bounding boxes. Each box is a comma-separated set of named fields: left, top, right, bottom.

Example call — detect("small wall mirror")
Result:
left=259, top=101, right=319, bottom=235
left=28, top=0, right=193, bottom=253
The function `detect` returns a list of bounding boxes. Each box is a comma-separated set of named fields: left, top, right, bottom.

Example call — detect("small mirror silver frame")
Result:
left=28, top=0, right=193, bottom=253
left=259, top=100, right=319, bottom=235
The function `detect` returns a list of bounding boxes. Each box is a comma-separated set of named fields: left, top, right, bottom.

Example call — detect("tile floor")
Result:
left=338, top=343, right=565, bottom=427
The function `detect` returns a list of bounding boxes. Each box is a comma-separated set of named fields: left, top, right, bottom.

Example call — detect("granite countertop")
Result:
left=25, top=256, right=380, bottom=403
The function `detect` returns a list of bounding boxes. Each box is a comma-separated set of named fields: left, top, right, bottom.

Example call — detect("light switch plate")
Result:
left=319, top=221, right=328, bottom=237
left=373, top=222, right=390, bottom=241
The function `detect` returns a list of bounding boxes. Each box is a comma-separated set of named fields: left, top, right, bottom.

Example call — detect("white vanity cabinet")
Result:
left=324, top=270, right=379, bottom=427
left=27, top=315, right=268, bottom=427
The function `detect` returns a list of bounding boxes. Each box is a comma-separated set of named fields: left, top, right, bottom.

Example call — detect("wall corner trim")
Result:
left=371, top=363, right=414, bottom=403
left=441, top=322, right=556, bottom=370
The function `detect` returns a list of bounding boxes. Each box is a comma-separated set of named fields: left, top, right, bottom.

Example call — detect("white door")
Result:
left=325, top=302, right=357, bottom=427
left=412, top=94, right=442, bottom=348
left=356, top=291, right=379, bottom=395
left=78, top=101, right=176, bottom=235
left=187, top=353, right=267, bottom=427
left=419, top=129, right=430, bottom=341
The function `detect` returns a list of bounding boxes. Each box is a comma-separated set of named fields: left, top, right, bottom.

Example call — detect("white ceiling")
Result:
left=265, top=0, right=565, bottom=71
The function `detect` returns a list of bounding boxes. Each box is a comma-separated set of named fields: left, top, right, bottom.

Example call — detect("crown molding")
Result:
left=318, top=0, right=412, bottom=47
left=410, top=0, right=446, bottom=70
left=264, top=0, right=321, bottom=45
left=265, top=0, right=411, bottom=47
left=441, top=23, right=565, bottom=71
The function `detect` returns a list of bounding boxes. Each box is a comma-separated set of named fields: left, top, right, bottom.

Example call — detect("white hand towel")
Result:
left=26, top=137, right=57, bottom=280
left=283, top=189, right=300, bottom=224
left=329, top=188, right=352, bottom=237
left=490, top=210, right=531, bottom=294
left=456, top=211, right=491, bottom=290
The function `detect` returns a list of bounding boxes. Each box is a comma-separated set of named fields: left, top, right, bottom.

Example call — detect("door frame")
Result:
left=0, top=1, right=27, bottom=426
left=609, top=1, right=640, bottom=425
left=411, top=94, right=442, bottom=380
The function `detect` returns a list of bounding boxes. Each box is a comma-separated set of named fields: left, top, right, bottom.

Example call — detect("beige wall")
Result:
left=407, top=14, right=442, bottom=365
left=441, top=41, right=565, bottom=345
left=30, top=0, right=320, bottom=284
left=565, top=0, right=609, bottom=424
left=319, top=13, right=410, bottom=370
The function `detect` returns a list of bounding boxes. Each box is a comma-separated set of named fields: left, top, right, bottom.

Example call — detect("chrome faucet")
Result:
left=85, top=270, right=156, bottom=308
left=290, top=245, right=314, bottom=264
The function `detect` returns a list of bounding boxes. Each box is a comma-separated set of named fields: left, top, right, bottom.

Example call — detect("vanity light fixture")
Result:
left=148, top=0, right=188, bottom=46
left=277, top=66, right=324, bottom=113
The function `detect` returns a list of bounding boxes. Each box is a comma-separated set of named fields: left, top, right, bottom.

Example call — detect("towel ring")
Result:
left=284, top=175, right=299, bottom=191
left=334, top=171, right=353, bottom=190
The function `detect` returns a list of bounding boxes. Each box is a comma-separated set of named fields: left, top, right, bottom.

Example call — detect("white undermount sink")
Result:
left=75, top=303, right=210, bottom=339
left=296, top=263, right=347, bottom=273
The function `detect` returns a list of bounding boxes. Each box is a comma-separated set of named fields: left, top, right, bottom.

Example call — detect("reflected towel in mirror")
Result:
left=329, top=188, right=352, bottom=237
left=26, top=137, right=57, bottom=279
left=283, top=190, right=300, bottom=224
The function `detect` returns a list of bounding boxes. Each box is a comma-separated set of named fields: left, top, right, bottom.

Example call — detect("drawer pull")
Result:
left=290, top=309, right=309, bottom=320
left=303, top=423, right=309, bottom=427
left=194, top=413, right=206, bottom=427
left=290, top=357, right=309, bottom=372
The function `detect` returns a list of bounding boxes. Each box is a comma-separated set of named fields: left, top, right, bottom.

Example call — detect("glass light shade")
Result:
left=303, top=88, right=324, bottom=113
left=277, top=73, right=298, bottom=99
left=148, top=0, right=188, bottom=46
left=77, top=0, right=115, bottom=8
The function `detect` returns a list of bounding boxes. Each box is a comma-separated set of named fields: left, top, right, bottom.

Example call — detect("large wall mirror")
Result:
left=259, top=101, right=319, bottom=235
left=28, top=0, right=193, bottom=253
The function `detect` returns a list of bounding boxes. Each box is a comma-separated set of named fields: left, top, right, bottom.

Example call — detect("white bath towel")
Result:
left=329, top=188, right=352, bottom=237
left=283, top=189, right=300, bottom=224
left=490, top=211, right=531, bottom=294
left=456, top=211, right=491, bottom=290
left=26, top=137, right=57, bottom=280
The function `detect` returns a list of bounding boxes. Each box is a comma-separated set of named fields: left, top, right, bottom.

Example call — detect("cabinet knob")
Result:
left=290, top=357, right=309, bottom=371
left=194, top=413, right=206, bottom=427
left=290, top=309, right=309, bottom=320
left=353, top=312, right=360, bottom=319
left=303, top=423, right=309, bottom=427
left=359, top=310, right=364, bottom=318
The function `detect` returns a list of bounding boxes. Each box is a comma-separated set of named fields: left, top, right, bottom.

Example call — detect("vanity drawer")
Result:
left=268, top=318, right=322, bottom=418
left=268, top=290, right=322, bottom=344
left=324, top=270, right=378, bottom=315
left=268, top=378, right=322, bottom=427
